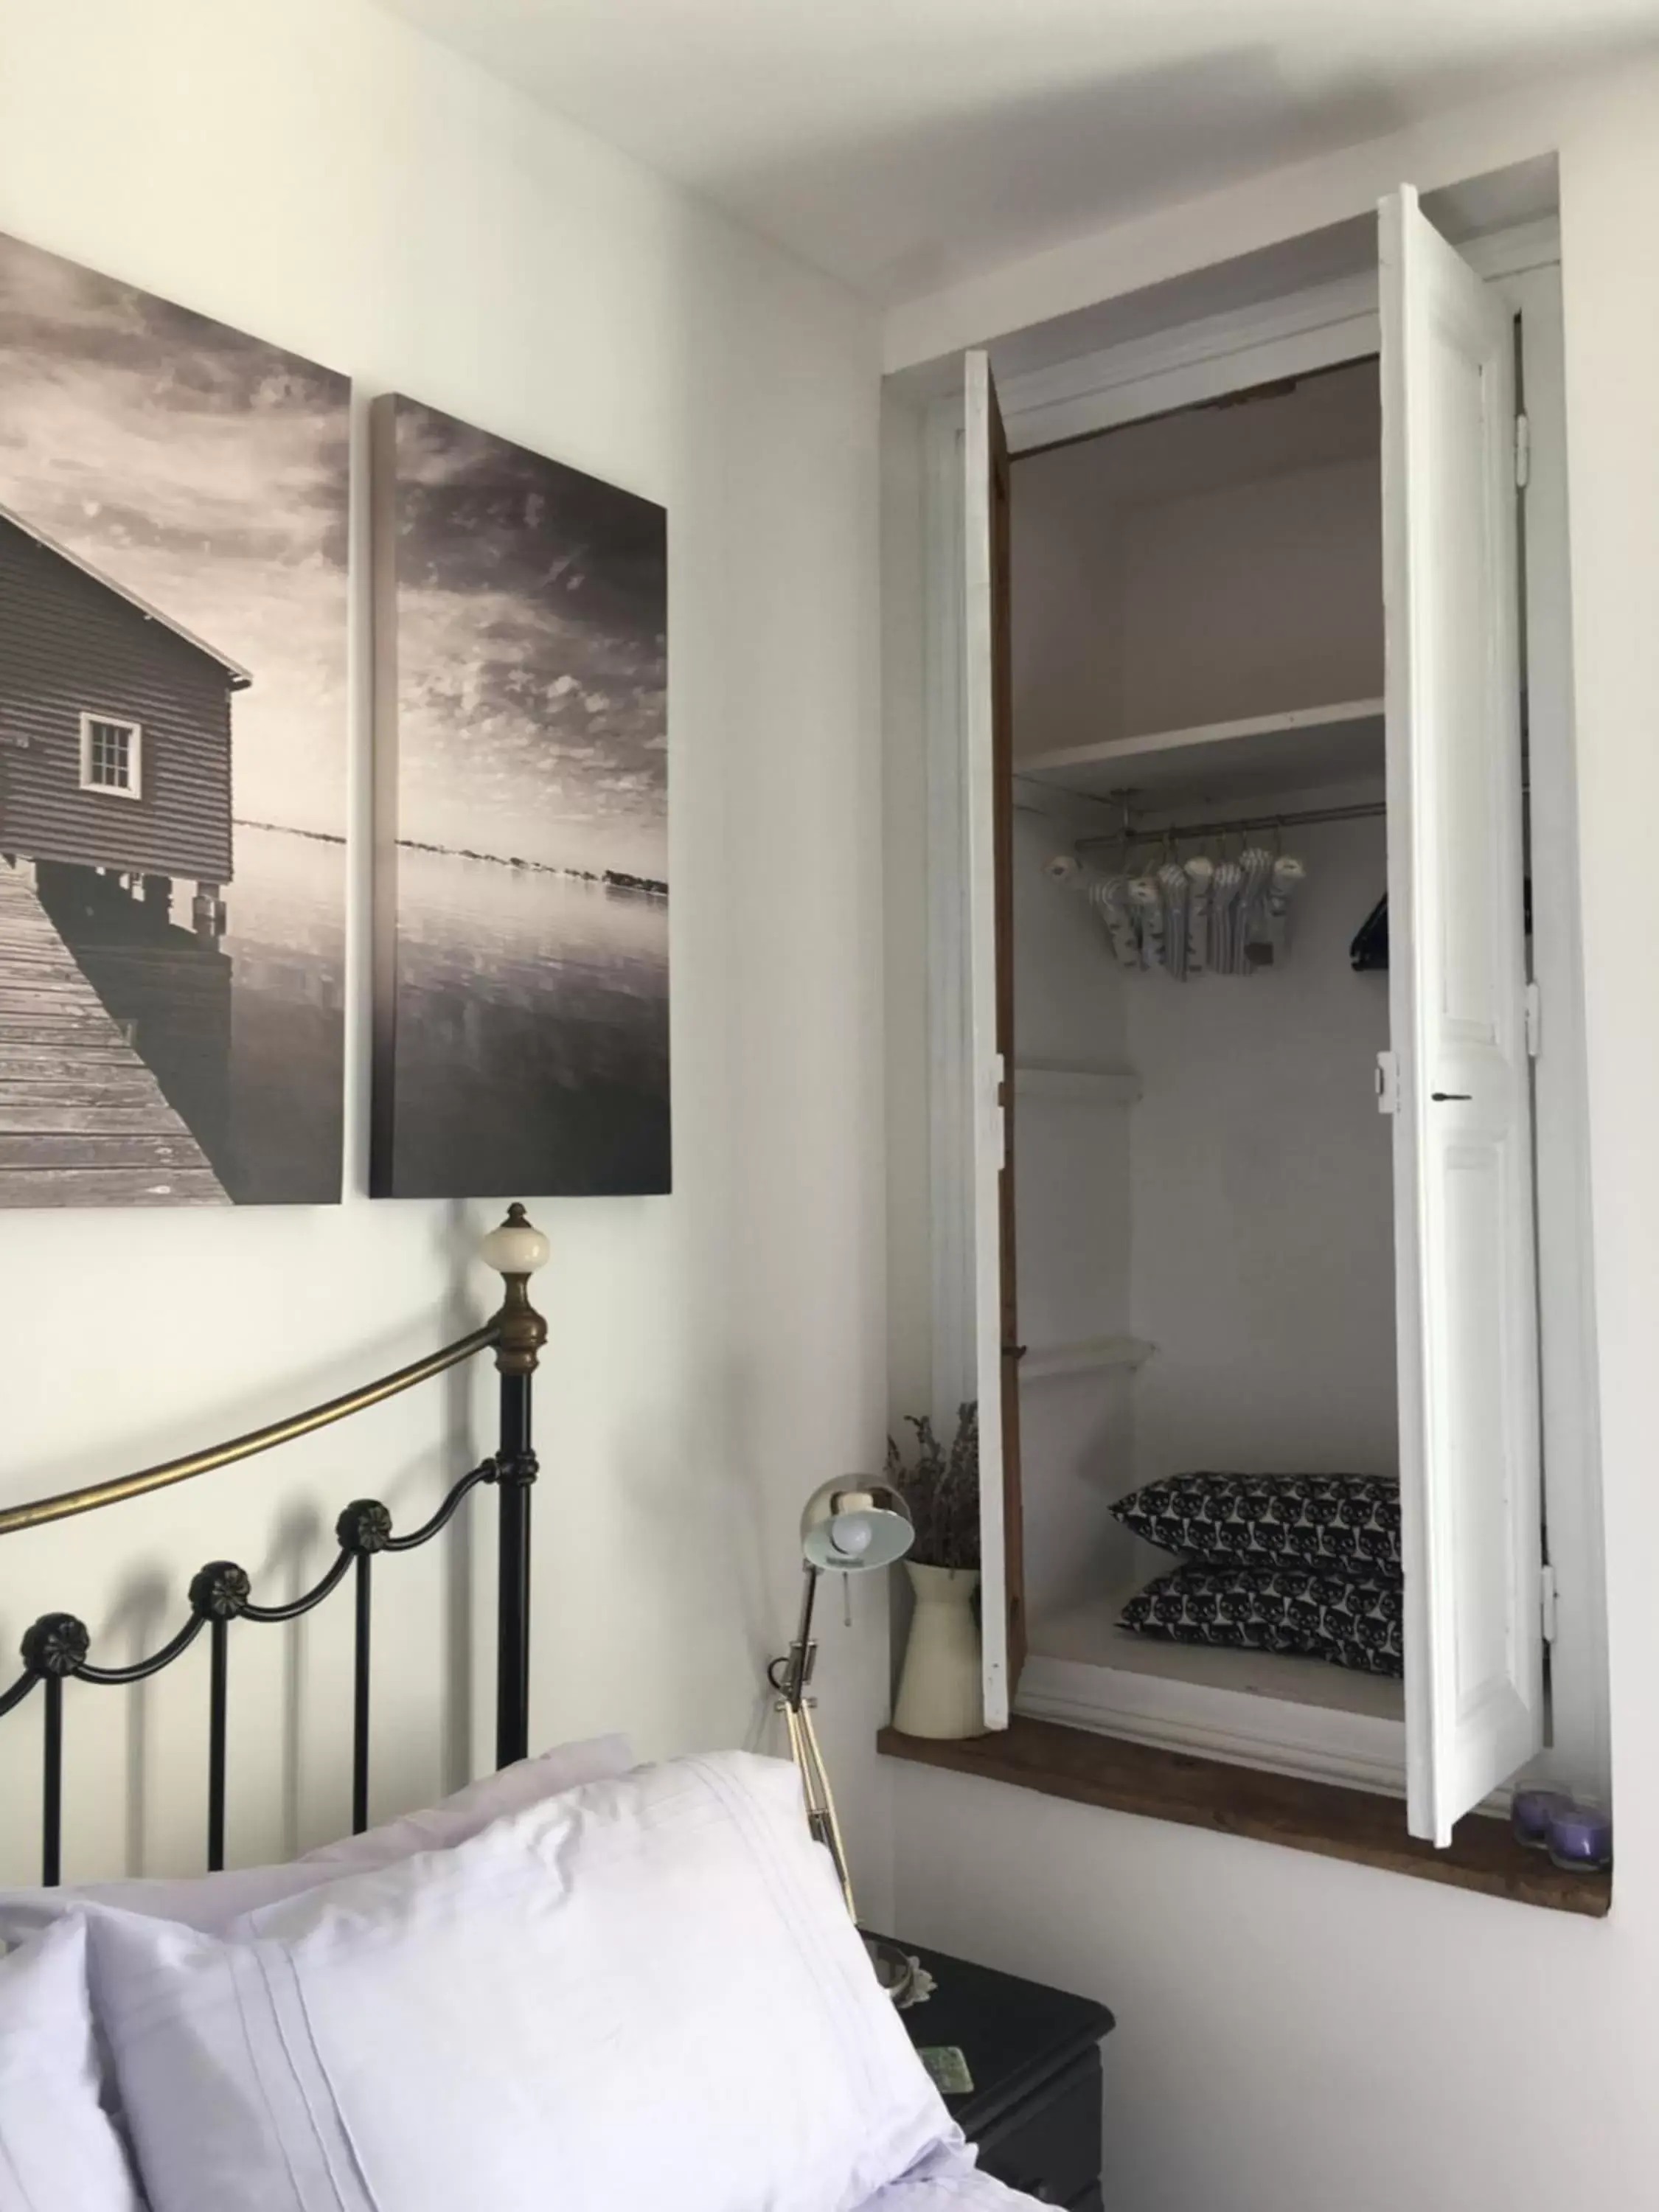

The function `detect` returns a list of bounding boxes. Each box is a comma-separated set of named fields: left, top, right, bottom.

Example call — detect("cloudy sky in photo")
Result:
left=390, top=397, right=667, bottom=879
left=0, top=227, right=349, bottom=837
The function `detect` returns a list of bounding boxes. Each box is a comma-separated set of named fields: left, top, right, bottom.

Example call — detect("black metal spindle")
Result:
left=352, top=1551, right=372, bottom=1834
left=207, top=1617, right=229, bottom=1873
left=487, top=1209, right=546, bottom=1772
left=495, top=1369, right=533, bottom=1770
left=41, top=1674, right=63, bottom=1888
left=189, top=1563, right=249, bottom=1876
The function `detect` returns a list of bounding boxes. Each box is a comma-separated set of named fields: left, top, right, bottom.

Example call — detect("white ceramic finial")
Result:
left=480, top=1203, right=549, bottom=1279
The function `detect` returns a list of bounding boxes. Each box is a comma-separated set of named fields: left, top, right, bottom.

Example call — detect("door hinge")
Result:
left=1525, top=980, right=1542, bottom=1059
left=1375, top=1050, right=1399, bottom=1116
left=1514, top=411, right=1531, bottom=490
left=1540, top=1561, right=1558, bottom=1644
left=992, top=1051, right=1008, bottom=1169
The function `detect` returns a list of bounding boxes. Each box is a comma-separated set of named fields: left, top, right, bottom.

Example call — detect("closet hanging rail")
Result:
left=1073, top=796, right=1383, bottom=852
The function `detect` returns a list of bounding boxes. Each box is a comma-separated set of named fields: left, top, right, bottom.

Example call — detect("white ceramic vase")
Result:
left=893, top=1563, right=987, bottom=1739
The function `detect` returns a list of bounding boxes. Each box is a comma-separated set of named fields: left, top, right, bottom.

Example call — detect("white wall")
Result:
left=886, top=55, right=1659, bottom=2212
left=0, top=0, right=892, bottom=1911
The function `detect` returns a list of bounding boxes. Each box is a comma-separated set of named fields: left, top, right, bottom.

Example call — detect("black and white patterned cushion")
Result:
left=1110, top=1472, right=1400, bottom=1576
left=1118, top=1563, right=1404, bottom=1676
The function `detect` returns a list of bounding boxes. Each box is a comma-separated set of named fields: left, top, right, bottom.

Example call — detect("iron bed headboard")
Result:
left=0, top=1204, right=549, bottom=1890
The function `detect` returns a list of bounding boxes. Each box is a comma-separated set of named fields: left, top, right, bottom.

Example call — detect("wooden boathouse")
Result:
left=0, top=501, right=248, bottom=1205
left=0, top=501, right=246, bottom=897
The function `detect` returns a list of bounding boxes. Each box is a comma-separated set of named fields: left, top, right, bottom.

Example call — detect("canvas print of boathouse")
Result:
left=0, top=229, right=347, bottom=1207
left=371, top=395, right=669, bottom=1198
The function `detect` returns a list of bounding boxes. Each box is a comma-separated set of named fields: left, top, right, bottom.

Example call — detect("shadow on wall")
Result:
left=705, top=29, right=1658, bottom=304
left=706, top=49, right=1390, bottom=302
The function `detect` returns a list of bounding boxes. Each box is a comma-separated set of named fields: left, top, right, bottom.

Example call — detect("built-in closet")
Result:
left=943, top=187, right=1608, bottom=1846
left=1010, top=358, right=1402, bottom=1725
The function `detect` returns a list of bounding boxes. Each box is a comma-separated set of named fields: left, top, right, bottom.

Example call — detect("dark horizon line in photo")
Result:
left=238, top=816, right=669, bottom=900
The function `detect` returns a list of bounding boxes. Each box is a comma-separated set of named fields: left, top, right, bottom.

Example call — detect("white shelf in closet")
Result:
left=1017, top=1596, right=1407, bottom=1796
left=1017, top=698, right=1385, bottom=810
left=1015, top=1062, right=1142, bottom=1106
left=1029, top=1592, right=1405, bottom=1720
left=1020, top=1336, right=1155, bottom=1382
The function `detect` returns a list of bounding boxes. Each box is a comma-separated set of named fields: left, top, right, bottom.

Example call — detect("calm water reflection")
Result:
left=46, top=824, right=344, bottom=1205
left=220, top=827, right=345, bottom=1203
left=385, top=848, right=670, bottom=1198
left=49, top=828, right=668, bottom=1204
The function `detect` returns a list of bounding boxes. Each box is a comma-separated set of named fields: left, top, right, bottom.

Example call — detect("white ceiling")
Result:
left=376, top=0, right=1659, bottom=303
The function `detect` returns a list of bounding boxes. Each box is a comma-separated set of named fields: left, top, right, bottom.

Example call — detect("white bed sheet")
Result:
left=862, top=2146, right=1049, bottom=2209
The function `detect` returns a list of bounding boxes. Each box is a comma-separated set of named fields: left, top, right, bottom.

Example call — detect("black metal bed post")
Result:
left=484, top=1206, right=549, bottom=1770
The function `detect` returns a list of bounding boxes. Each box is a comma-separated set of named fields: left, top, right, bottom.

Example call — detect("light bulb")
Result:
left=829, top=1514, right=874, bottom=1559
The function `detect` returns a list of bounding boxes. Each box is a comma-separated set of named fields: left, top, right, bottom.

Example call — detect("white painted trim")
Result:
left=989, top=216, right=1559, bottom=461
left=923, top=397, right=972, bottom=1420
left=1006, top=289, right=1380, bottom=457
left=1016, top=1650, right=1410, bottom=1798
left=962, top=352, right=1011, bottom=1731
left=1503, top=265, right=1611, bottom=1804
left=1462, top=215, right=1564, bottom=282
left=1014, top=1062, right=1141, bottom=1106
left=1020, top=1337, right=1154, bottom=1382
left=77, top=710, right=142, bottom=799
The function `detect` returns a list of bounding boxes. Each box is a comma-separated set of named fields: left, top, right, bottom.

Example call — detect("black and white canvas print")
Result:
left=0, top=229, right=348, bottom=1207
left=371, top=396, right=669, bottom=1198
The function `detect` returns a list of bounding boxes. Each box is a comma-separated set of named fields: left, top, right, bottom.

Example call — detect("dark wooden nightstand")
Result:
left=891, top=1939, right=1116, bottom=2208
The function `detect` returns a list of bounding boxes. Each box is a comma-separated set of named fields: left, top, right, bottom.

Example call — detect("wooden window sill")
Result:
left=878, top=1717, right=1611, bottom=1919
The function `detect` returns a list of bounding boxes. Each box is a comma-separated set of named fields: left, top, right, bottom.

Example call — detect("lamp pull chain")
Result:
left=842, top=1573, right=852, bottom=1629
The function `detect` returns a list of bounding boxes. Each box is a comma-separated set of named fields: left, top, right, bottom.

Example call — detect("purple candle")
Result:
left=1512, top=1787, right=1571, bottom=1849
left=1546, top=1798, right=1613, bottom=1873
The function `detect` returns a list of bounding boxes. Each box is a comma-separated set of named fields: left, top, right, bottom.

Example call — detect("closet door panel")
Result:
left=964, top=347, right=1023, bottom=1725
left=1380, top=185, right=1542, bottom=1846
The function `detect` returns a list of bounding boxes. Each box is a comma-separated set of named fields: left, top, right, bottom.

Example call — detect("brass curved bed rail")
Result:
left=0, top=1324, right=501, bottom=1540
left=0, top=1204, right=550, bottom=1887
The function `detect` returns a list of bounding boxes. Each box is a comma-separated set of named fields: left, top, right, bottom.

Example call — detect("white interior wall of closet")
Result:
left=1010, top=357, right=1400, bottom=1714
left=1125, top=812, right=1397, bottom=1502
left=1010, top=803, right=1135, bottom=1627
left=1012, top=361, right=1382, bottom=757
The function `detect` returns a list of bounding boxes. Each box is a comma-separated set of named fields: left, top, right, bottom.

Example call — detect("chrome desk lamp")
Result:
left=769, top=1477, right=914, bottom=1935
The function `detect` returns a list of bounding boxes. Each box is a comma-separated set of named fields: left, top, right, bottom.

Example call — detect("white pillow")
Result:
left=0, top=1917, right=144, bottom=2212
left=863, top=2147, right=1045, bottom=2207
left=0, top=1733, right=631, bottom=1945
left=88, top=1751, right=954, bottom=2212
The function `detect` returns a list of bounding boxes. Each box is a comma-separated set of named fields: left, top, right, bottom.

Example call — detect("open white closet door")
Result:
left=963, top=349, right=1022, bottom=1729
left=1380, top=187, right=1543, bottom=1846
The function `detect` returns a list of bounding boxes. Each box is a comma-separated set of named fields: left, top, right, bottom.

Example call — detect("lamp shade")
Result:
left=800, top=1478, right=914, bottom=1573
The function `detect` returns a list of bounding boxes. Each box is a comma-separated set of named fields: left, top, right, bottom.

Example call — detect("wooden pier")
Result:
left=0, top=861, right=229, bottom=1206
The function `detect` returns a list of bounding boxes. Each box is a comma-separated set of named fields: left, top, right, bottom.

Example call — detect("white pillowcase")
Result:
left=0, top=1733, right=631, bottom=1946
left=88, top=1750, right=953, bottom=2212
left=0, top=1917, right=144, bottom=2212
left=863, top=2148, right=1046, bottom=2208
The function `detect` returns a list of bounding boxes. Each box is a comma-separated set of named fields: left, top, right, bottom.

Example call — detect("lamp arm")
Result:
left=768, top=1564, right=856, bottom=1917
left=787, top=1563, right=820, bottom=1710
left=789, top=1697, right=856, bottom=1921
left=768, top=1562, right=821, bottom=1712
